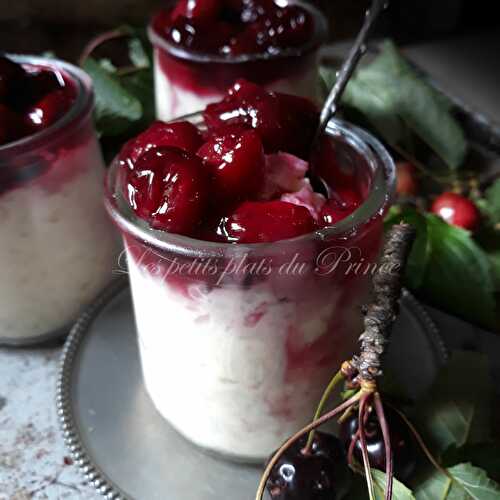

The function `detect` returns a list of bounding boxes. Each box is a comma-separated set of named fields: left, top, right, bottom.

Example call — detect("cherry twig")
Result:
left=351, top=223, right=416, bottom=380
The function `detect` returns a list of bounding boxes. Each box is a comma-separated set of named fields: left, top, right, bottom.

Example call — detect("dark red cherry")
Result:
left=431, top=192, right=480, bottom=231
left=197, top=128, right=264, bottom=202
left=224, top=200, right=316, bottom=243
left=0, top=104, right=26, bottom=145
left=0, top=55, right=27, bottom=101
left=119, top=120, right=204, bottom=169
left=127, top=146, right=210, bottom=235
left=24, top=89, right=73, bottom=131
left=266, top=431, right=351, bottom=500
left=339, top=405, right=417, bottom=482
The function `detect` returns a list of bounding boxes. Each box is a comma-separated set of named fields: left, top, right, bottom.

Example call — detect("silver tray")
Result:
left=57, top=277, right=447, bottom=500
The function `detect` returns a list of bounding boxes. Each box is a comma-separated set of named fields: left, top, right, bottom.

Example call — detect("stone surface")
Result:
left=0, top=345, right=100, bottom=500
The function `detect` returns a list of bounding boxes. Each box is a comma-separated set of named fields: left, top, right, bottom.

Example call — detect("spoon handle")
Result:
left=317, top=0, right=388, bottom=134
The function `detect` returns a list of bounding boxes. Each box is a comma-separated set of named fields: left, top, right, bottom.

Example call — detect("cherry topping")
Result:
left=223, top=200, right=316, bottom=243
left=203, top=79, right=318, bottom=157
left=431, top=192, right=480, bottom=231
left=320, top=189, right=361, bottom=225
left=339, top=405, right=417, bottom=482
left=159, top=0, right=314, bottom=55
left=25, top=70, right=64, bottom=104
left=395, top=161, right=418, bottom=196
left=197, top=128, right=264, bottom=203
left=127, top=146, right=210, bottom=235
left=120, top=121, right=204, bottom=169
left=24, top=89, right=74, bottom=131
left=187, top=0, right=222, bottom=20
left=0, top=104, right=25, bottom=145
left=272, top=5, right=314, bottom=47
left=266, top=431, right=351, bottom=500
left=0, top=55, right=27, bottom=101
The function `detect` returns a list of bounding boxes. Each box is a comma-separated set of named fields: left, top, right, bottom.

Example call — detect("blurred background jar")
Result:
left=0, top=55, right=120, bottom=345
left=1, top=0, right=498, bottom=62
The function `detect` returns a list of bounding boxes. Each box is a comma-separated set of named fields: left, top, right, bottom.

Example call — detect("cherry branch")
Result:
left=351, top=223, right=416, bottom=380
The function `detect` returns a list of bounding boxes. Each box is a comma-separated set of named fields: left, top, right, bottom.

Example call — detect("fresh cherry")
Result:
left=395, top=162, right=418, bottom=196
left=0, top=55, right=27, bottom=101
left=266, top=431, right=351, bottom=500
left=431, top=192, right=480, bottom=231
left=339, top=405, right=417, bottom=482
left=126, top=146, right=210, bottom=235
left=223, top=200, right=316, bottom=243
left=120, top=121, right=204, bottom=169
left=197, top=128, right=264, bottom=203
left=24, top=89, right=74, bottom=131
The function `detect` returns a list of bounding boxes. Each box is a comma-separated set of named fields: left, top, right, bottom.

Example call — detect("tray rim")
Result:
left=57, top=276, right=130, bottom=500
left=56, top=278, right=447, bottom=500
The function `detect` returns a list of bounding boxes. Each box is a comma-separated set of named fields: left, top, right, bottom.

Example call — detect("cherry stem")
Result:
left=388, top=403, right=452, bottom=480
left=374, top=392, right=393, bottom=500
left=79, top=28, right=131, bottom=66
left=347, top=429, right=361, bottom=469
left=358, top=394, right=376, bottom=500
left=303, top=369, right=345, bottom=454
left=255, top=391, right=362, bottom=500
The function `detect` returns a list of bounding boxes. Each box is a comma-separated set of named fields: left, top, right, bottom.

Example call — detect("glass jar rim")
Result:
left=148, top=0, right=328, bottom=65
left=105, top=114, right=395, bottom=258
left=0, top=55, right=94, bottom=158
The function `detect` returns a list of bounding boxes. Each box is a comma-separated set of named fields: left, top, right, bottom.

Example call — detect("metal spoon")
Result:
left=310, top=0, right=389, bottom=193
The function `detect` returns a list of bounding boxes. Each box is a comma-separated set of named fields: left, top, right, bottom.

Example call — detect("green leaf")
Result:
left=385, top=208, right=497, bottom=327
left=415, top=463, right=500, bottom=499
left=348, top=471, right=415, bottom=499
left=443, top=443, right=500, bottom=483
left=477, top=179, right=500, bottom=226
left=83, top=57, right=143, bottom=136
left=343, top=40, right=467, bottom=169
left=128, top=37, right=150, bottom=69
left=372, top=470, right=416, bottom=500
left=421, top=214, right=497, bottom=328
left=488, top=251, right=500, bottom=291
left=414, top=351, right=491, bottom=456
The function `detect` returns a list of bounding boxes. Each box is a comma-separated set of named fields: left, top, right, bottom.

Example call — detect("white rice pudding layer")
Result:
left=0, top=138, right=120, bottom=341
left=128, top=250, right=360, bottom=461
left=154, top=51, right=320, bottom=122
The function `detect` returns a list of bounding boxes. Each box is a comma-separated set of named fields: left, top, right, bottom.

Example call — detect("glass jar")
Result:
left=105, top=114, right=395, bottom=462
left=0, top=55, right=120, bottom=346
left=148, top=1, right=328, bottom=121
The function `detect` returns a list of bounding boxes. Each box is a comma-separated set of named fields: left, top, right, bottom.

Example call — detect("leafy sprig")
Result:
left=321, top=40, right=499, bottom=331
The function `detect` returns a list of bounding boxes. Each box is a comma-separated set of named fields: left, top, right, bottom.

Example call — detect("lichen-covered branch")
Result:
left=351, top=223, right=416, bottom=380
